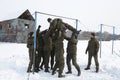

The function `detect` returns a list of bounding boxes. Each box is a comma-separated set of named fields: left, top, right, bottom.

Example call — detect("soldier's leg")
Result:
left=58, top=56, right=65, bottom=78
left=94, top=55, right=99, bottom=72
left=72, top=55, right=81, bottom=76
left=37, top=51, right=42, bottom=68
left=27, top=49, right=33, bottom=72
left=27, top=60, right=33, bottom=72
left=87, top=54, right=92, bottom=68
left=51, top=48, right=55, bottom=70
left=44, top=51, right=50, bottom=72
left=34, top=53, right=38, bottom=72
left=52, top=61, right=58, bottom=75
left=35, top=50, right=41, bottom=72
left=37, top=50, right=42, bottom=69
left=40, top=51, right=44, bottom=70
left=66, top=54, right=72, bottom=74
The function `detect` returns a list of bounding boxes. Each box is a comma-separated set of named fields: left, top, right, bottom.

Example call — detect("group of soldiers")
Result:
left=26, top=18, right=99, bottom=78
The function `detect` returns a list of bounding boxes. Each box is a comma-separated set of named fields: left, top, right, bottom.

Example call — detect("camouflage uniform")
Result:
left=27, top=32, right=34, bottom=72
left=66, top=32, right=81, bottom=76
left=85, top=33, right=99, bottom=72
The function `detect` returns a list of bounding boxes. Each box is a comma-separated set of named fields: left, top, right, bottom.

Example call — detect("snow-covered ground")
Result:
left=0, top=40, right=120, bottom=80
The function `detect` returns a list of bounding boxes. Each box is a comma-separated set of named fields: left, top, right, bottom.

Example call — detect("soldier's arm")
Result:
left=63, top=22, right=77, bottom=32
left=95, top=39, right=99, bottom=53
left=64, top=34, right=70, bottom=41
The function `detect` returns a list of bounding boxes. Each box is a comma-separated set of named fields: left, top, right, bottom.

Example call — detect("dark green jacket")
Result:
left=86, top=38, right=99, bottom=55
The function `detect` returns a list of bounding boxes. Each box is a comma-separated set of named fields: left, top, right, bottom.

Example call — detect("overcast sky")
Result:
left=0, top=0, right=120, bottom=34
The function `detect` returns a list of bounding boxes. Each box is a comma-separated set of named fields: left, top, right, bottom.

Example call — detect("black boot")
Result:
left=35, top=68, right=40, bottom=73
left=52, top=71, right=56, bottom=75
left=96, top=68, right=99, bottom=73
left=84, top=67, right=90, bottom=70
left=40, top=66, right=43, bottom=70
left=66, top=71, right=72, bottom=74
left=27, top=67, right=32, bottom=73
left=27, top=69, right=32, bottom=73
left=77, top=70, right=81, bottom=76
left=45, top=69, right=50, bottom=73
left=58, top=74, right=65, bottom=78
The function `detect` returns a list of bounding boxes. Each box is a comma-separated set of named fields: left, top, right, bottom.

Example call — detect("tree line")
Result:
left=66, top=31, right=120, bottom=41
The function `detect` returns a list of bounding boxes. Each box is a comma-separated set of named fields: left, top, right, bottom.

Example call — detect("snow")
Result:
left=0, top=40, right=120, bottom=80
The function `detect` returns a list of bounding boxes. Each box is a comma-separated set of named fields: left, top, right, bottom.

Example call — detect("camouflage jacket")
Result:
left=86, top=38, right=99, bottom=55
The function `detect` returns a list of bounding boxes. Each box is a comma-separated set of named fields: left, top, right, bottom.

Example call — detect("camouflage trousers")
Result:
left=87, top=53, right=99, bottom=69
left=66, top=54, right=80, bottom=73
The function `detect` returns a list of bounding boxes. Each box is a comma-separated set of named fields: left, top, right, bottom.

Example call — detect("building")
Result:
left=0, top=10, right=34, bottom=43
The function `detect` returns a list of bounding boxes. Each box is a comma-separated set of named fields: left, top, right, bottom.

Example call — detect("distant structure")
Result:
left=0, top=9, right=34, bottom=43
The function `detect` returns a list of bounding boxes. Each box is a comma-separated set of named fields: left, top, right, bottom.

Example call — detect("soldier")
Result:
left=43, top=30, right=52, bottom=72
left=27, top=32, right=34, bottom=73
left=65, top=31, right=81, bottom=76
left=39, top=30, right=47, bottom=70
left=52, top=27, right=65, bottom=78
left=47, top=18, right=55, bottom=70
left=85, top=32, right=99, bottom=73
left=35, top=25, right=41, bottom=72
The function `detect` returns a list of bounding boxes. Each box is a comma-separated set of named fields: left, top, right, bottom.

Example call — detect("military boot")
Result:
left=40, top=66, right=43, bottom=70
left=27, top=69, right=32, bottom=73
left=45, top=69, right=50, bottom=73
left=96, top=68, right=99, bottom=73
left=58, top=73, right=65, bottom=78
left=77, top=70, right=81, bottom=76
left=35, top=68, right=40, bottom=73
left=66, top=71, right=72, bottom=74
left=27, top=67, right=32, bottom=73
left=52, top=71, right=56, bottom=75
left=84, top=67, right=90, bottom=70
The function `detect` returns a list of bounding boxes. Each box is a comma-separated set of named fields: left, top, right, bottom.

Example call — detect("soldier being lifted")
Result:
left=65, top=31, right=81, bottom=76
left=85, top=32, right=99, bottom=73
left=27, top=32, right=34, bottom=73
left=47, top=18, right=80, bottom=36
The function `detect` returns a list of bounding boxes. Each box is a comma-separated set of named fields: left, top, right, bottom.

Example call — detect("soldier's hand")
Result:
left=76, top=30, right=82, bottom=34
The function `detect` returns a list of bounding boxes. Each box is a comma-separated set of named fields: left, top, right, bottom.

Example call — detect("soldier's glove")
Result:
left=76, top=30, right=82, bottom=34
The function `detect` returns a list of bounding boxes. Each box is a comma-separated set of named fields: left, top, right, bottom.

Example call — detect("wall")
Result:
left=0, top=19, right=34, bottom=43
